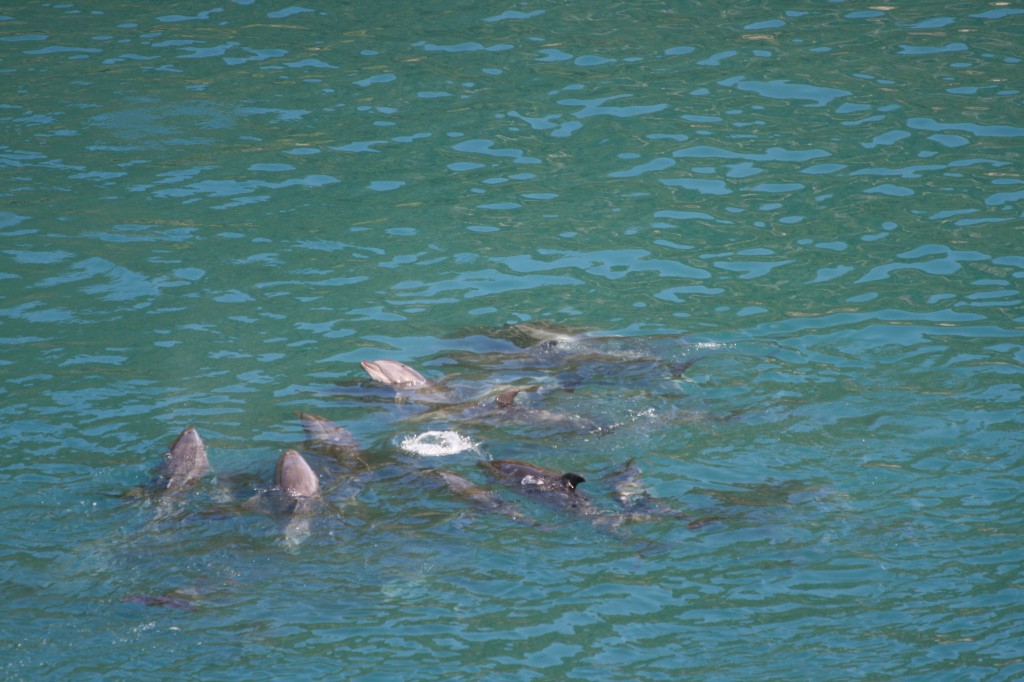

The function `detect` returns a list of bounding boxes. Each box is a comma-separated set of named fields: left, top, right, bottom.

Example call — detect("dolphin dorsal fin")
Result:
left=494, top=389, right=520, bottom=408
left=561, top=473, right=586, bottom=490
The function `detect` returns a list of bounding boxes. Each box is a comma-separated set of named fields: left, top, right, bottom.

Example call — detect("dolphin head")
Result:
left=160, top=426, right=209, bottom=491
left=360, top=359, right=429, bottom=387
left=275, top=450, right=320, bottom=498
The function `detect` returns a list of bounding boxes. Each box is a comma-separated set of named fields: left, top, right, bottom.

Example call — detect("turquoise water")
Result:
left=3, top=1, right=1023, bottom=679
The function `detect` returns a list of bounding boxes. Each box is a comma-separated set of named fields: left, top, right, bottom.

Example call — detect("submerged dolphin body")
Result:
left=156, top=426, right=209, bottom=492
left=121, top=591, right=200, bottom=611
left=298, top=412, right=361, bottom=452
left=295, top=412, right=375, bottom=486
left=407, top=387, right=603, bottom=434
left=438, top=470, right=503, bottom=505
left=603, top=460, right=723, bottom=530
left=362, top=358, right=605, bottom=434
left=477, top=388, right=605, bottom=434
left=484, top=321, right=592, bottom=349
left=437, top=470, right=532, bottom=524
left=454, top=322, right=704, bottom=384
left=487, top=322, right=662, bottom=363
left=602, top=459, right=686, bottom=519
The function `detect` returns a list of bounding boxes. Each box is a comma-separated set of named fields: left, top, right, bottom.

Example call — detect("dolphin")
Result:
left=486, top=321, right=591, bottom=348
left=692, top=479, right=825, bottom=507
left=406, top=386, right=602, bottom=432
left=273, top=449, right=322, bottom=546
left=358, top=359, right=462, bottom=409
left=121, top=592, right=199, bottom=611
left=360, top=359, right=430, bottom=387
left=453, top=321, right=704, bottom=382
left=478, top=458, right=585, bottom=492
left=601, top=459, right=686, bottom=519
left=473, top=388, right=606, bottom=433
left=362, top=359, right=606, bottom=434
left=437, top=470, right=532, bottom=523
left=297, top=412, right=361, bottom=451
left=156, top=426, right=209, bottom=492
left=477, top=458, right=604, bottom=520
left=295, top=412, right=374, bottom=482
left=602, top=460, right=723, bottom=529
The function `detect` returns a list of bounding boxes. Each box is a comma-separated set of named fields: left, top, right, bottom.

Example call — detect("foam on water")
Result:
left=397, top=430, right=479, bottom=456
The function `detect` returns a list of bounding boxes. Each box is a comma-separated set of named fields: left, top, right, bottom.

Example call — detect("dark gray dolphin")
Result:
left=693, top=479, right=824, bottom=507
left=121, top=592, right=199, bottom=611
left=477, top=458, right=606, bottom=521
left=156, top=426, right=209, bottom=491
left=478, top=458, right=585, bottom=493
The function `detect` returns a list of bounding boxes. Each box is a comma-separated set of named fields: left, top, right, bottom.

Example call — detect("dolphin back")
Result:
left=481, top=459, right=586, bottom=492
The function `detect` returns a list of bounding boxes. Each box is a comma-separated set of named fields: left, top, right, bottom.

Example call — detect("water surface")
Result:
left=2, top=1, right=1023, bottom=679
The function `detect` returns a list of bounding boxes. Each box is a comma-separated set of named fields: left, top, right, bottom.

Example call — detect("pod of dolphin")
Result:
left=145, top=324, right=715, bottom=539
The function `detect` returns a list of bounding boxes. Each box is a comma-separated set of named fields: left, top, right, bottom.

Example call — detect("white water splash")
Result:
left=689, top=341, right=729, bottom=351
left=398, top=430, right=479, bottom=456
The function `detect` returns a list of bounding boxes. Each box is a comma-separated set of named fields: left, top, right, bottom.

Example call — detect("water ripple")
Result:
left=1, top=2, right=1022, bottom=679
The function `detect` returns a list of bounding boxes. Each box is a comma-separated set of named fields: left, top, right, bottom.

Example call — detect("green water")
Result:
left=2, top=1, right=1023, bottom=679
